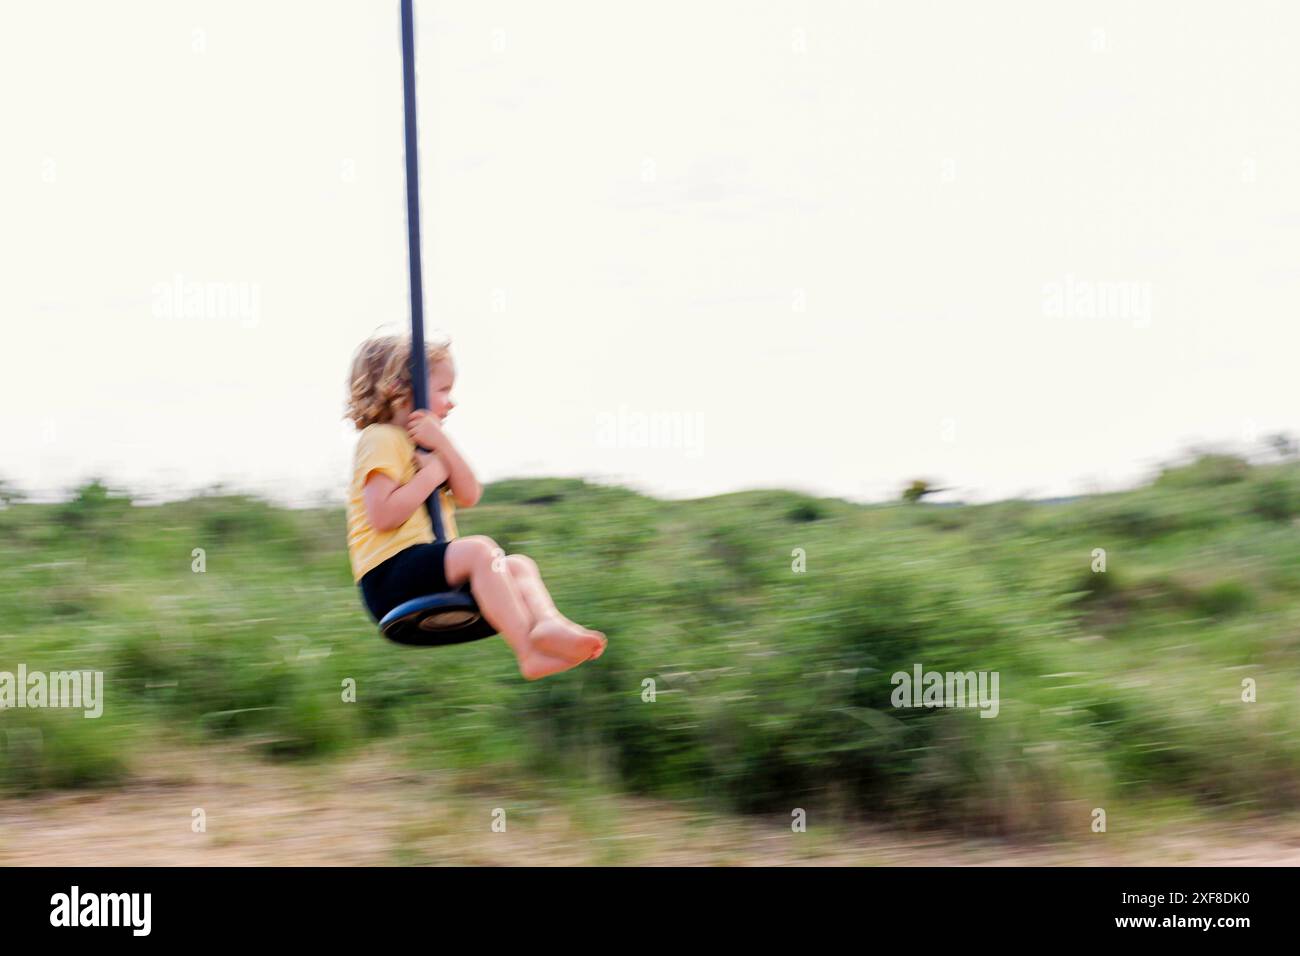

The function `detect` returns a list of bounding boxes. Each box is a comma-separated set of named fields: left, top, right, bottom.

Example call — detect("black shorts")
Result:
left=359, top=542, right=453, bottom=622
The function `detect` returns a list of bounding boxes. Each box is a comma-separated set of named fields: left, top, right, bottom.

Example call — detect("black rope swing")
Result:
left=378, top=0, right=497, bottom=647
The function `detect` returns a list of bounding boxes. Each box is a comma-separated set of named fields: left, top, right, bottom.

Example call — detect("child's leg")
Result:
left=503, top=554, right=562, bottom=622
left=444, top=537, right=601, bottom=677
left=504, top=554, right=606, bottom=657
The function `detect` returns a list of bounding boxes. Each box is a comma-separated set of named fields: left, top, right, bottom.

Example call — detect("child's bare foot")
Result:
left=553, top=617, right=606, bottom=660
left=519, top=650, right=583, bottom=681
left=546, top=613, right=606, bottom=658
left=528, top=617, right=603, bottom=663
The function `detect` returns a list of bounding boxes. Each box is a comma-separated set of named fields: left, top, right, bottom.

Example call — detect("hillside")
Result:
left=2, top=456, right=1299, bottom=844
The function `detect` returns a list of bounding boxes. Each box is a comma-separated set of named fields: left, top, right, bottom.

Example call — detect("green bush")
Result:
left=56, top=479, right=133, bottom=543
left=1071, top=564, right=1122, bottom=603
left=786, top=500, right=825, bottom=523
left=191, top=494, right=305, bottom=556
left=1193, top=580, right=1254, bottom=618
left=1090, top=496, right=1181, bottom=541
left=1156, top=453, right=1251, bottom=489
left=1252, top=474, right=1299, bottom=522
left=0, top=711, right=130, bottom=793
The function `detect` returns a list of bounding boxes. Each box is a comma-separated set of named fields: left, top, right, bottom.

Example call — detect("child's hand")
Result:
left=414, top=449, right=450, bottom=486
left=407, top=409, right=447, bottom=451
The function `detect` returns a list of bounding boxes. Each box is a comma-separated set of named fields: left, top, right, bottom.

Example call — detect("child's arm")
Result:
left=407, top=411, right=483, bottom=508
left=433, top=437, right=482, bottom=508
left=362, top=454, right=448, bottom=532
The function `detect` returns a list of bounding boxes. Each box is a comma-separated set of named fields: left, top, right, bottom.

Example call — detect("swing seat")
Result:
left=379, top=586, right=497, bottom=647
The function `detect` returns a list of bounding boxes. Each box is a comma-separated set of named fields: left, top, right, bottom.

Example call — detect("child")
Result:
left=344, top=333, right=606, bottom=679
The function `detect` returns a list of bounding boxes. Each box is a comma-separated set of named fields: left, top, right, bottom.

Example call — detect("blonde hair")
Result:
left=345, top=333, right=452, bottom=429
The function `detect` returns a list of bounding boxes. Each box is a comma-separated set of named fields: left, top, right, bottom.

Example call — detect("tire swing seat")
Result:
left=380, top=585, right=496, bottom=647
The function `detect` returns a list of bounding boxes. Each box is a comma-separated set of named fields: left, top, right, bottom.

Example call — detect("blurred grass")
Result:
left=2, top=456, right=1299, bottom=837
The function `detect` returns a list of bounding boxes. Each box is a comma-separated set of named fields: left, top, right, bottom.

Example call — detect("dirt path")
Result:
left=2, top=745, right=1298, bottom=866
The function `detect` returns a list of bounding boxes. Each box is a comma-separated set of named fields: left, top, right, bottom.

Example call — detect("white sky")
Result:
left=2, top=0, right=1298, bottom=506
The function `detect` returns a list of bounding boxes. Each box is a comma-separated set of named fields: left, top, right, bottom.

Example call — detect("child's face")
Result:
left=426, top=358, right=456, bottom=422
left=394, top=358, right=456, bottom=427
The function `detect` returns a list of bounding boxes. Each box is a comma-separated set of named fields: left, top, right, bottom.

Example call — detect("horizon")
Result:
left=5, top=439, right=1291, bottom=511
